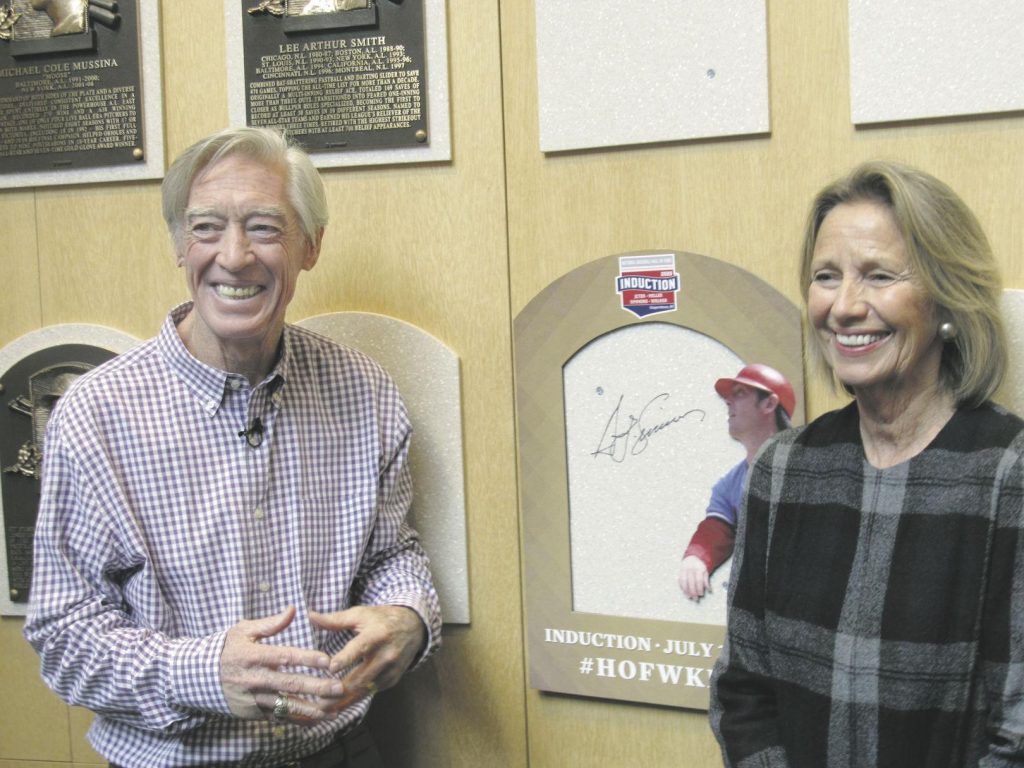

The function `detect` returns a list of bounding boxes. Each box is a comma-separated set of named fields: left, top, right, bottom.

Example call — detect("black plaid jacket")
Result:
left=711, top=402, right=1024, bottom=767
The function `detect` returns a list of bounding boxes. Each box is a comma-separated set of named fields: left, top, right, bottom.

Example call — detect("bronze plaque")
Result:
left=239, top=0, right=428, bottom=152
left=0, top=344, right=115, bottom=604
left=0, top=0, right=146, bottom=175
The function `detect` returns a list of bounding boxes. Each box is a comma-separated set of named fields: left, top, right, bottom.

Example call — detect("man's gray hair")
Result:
left=162, top=127, right=328, bottom=248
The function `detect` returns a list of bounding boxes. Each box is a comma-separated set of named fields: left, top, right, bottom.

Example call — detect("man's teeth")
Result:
left=837, top=333, right=884, bottom=347
left=216, top=285, right=262, bottom=299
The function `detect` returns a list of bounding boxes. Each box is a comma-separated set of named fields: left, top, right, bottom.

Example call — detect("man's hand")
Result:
left=678, top=555, right=711, bottom=600
left=220, top=606, right=344, bottom=723
left=309, top=605, right=427, bottom=712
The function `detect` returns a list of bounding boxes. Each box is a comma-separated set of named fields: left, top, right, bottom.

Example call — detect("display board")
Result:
left=849, top=0, right=1024, bottom=124
left=515, top=251, right=802, bottom=709
left=535, top=0, right=769, bottom=152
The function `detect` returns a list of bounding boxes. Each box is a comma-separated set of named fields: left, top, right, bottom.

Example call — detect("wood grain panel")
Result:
left=501, top=1, right=1024, bottom=765
left=0, top=191, right=42, bottom=345
left=5, top=0, right=1024, bottom=765
left=0, top=618, right=70, bottom=762
left=5, top=1, right=524, bottom=766
left=35, top=183, right=183, bottom=338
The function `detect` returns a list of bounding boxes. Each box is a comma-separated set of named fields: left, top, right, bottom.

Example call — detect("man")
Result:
left=677, top=364, right=794, bottom=601
left=24, top=127, right=440, bottom=767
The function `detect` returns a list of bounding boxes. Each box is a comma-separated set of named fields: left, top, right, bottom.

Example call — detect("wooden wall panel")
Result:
left=0, top=618, right=71, bottom=762
left=3, top=0, right=1024, bottom=766
left=35, top=184, right=182, bottom=336
left=501, top=1, right=1024, bottom=766
left=1, top=1, right=525, bottom=767
left=1, top=191, right=42, bottom=345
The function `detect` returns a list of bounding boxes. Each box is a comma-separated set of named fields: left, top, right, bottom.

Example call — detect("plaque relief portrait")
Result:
left=293, top=0, right=370, bottom=13
left=5, top=363, right=90, bottom=478
left=30, top=0, right=87, bottom=37
left=6, top=0, right=120, bottom=45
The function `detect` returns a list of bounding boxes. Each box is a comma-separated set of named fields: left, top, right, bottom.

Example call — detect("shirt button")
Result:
left=254, top=507, right=265, bottom=521
left=228, top=379, right=242, bottom=391
left=272, top=725, right=286, bottom=738
left=259, top=581, right=271, bottom=593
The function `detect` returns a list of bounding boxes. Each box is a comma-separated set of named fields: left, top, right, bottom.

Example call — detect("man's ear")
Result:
left=760, top=393, right=779, bottom=414
left=303, top=228, right=324, bottom=271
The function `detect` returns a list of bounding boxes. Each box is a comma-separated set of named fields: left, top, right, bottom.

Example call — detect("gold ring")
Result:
left=272, top=694, right=289, bottom=722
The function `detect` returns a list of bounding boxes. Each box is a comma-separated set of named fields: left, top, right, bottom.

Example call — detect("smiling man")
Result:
left=677, top=364, right=794, bottom=601
left=24, top=127, right=440, bottom=768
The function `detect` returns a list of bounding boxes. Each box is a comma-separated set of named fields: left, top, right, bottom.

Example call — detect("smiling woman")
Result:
left=806, top=200, right=944, bottom=417
left=710, top=161, right=1024, bottom=768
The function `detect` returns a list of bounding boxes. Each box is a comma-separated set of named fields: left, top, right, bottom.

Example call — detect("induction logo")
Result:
left=616, top=254, right=680, bottom=317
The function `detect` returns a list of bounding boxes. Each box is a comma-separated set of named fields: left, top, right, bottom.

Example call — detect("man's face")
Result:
left=724, top=383, right=770, bottom=441
left=178, top=154, right=319, bottom=355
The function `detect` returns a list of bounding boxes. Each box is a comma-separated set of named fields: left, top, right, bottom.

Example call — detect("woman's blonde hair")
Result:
left=799, top=161, right=1005, bottom=407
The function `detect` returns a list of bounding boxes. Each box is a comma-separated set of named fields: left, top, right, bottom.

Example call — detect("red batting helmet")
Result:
left=714, top=364, right=796, bottom=419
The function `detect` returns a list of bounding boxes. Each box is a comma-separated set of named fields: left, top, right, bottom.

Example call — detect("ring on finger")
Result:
left=272, top=693, right=290, bottom=723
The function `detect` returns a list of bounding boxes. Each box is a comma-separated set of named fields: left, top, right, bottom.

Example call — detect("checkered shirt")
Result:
left=24, top=303, right=441, bottom=767
left=711, top=401, right=1024, bottom=767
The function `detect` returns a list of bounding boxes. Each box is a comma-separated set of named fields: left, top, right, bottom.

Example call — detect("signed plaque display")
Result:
left=0, top=0, right=162, bottom=185
left=0, top=324, right=137, bottom=616
left=514, top=251, right=803, bottom=709
left=236, top=0, right=427, bottom=153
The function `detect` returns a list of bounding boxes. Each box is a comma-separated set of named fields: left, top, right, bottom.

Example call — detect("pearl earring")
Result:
left=939, top=322, right=957, bottom=341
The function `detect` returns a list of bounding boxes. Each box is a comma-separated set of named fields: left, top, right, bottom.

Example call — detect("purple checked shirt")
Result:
left=24, top=303, right=441, bottom=767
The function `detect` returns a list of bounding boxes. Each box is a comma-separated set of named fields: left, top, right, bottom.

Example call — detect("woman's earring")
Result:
left=939, top=322, right=957, bottom=341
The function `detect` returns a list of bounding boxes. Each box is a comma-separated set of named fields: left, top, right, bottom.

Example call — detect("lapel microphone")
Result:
left=238, top=417, right=264, bottom=448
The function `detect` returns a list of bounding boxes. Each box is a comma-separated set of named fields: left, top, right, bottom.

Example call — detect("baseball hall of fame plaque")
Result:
left=238, top=0, right=426, bottom=152
left=0, top=324, right=138, bottom=616
left=0, top=0, right=164, bottom=188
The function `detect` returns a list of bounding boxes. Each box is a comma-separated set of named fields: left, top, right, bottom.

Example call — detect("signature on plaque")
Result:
left=591, top=392, right=706, bottom=463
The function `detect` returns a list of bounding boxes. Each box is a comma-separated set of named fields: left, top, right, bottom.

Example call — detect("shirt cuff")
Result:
left=379, top=592, right=441, bottom=669
left=166, top=631, right=231, bottom=716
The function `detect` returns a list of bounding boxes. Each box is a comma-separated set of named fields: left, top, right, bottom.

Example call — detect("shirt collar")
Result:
left=157, top=302, right=290, bottom=416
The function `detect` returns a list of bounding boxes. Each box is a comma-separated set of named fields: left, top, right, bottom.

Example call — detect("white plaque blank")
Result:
left=565, top=323, right=743, bottom=627
left=296, top=312, right=469, bottom=624
left=849, top=0, right=1024, bottom=124
left=535, top=0, right=769, bottom=153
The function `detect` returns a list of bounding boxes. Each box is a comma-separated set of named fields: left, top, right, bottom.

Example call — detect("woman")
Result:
left=710, top=161, right=1024, bottom=767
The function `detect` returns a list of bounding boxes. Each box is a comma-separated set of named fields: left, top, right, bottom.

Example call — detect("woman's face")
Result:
left=807, top=200, right=943, bottom=400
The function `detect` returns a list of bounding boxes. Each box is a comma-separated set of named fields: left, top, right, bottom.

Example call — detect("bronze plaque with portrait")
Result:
left=0, top=344, right=115, bottom=604
left=239, top=0, right=428, bottom=152
left=0, top=0, right=147, bottom=175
